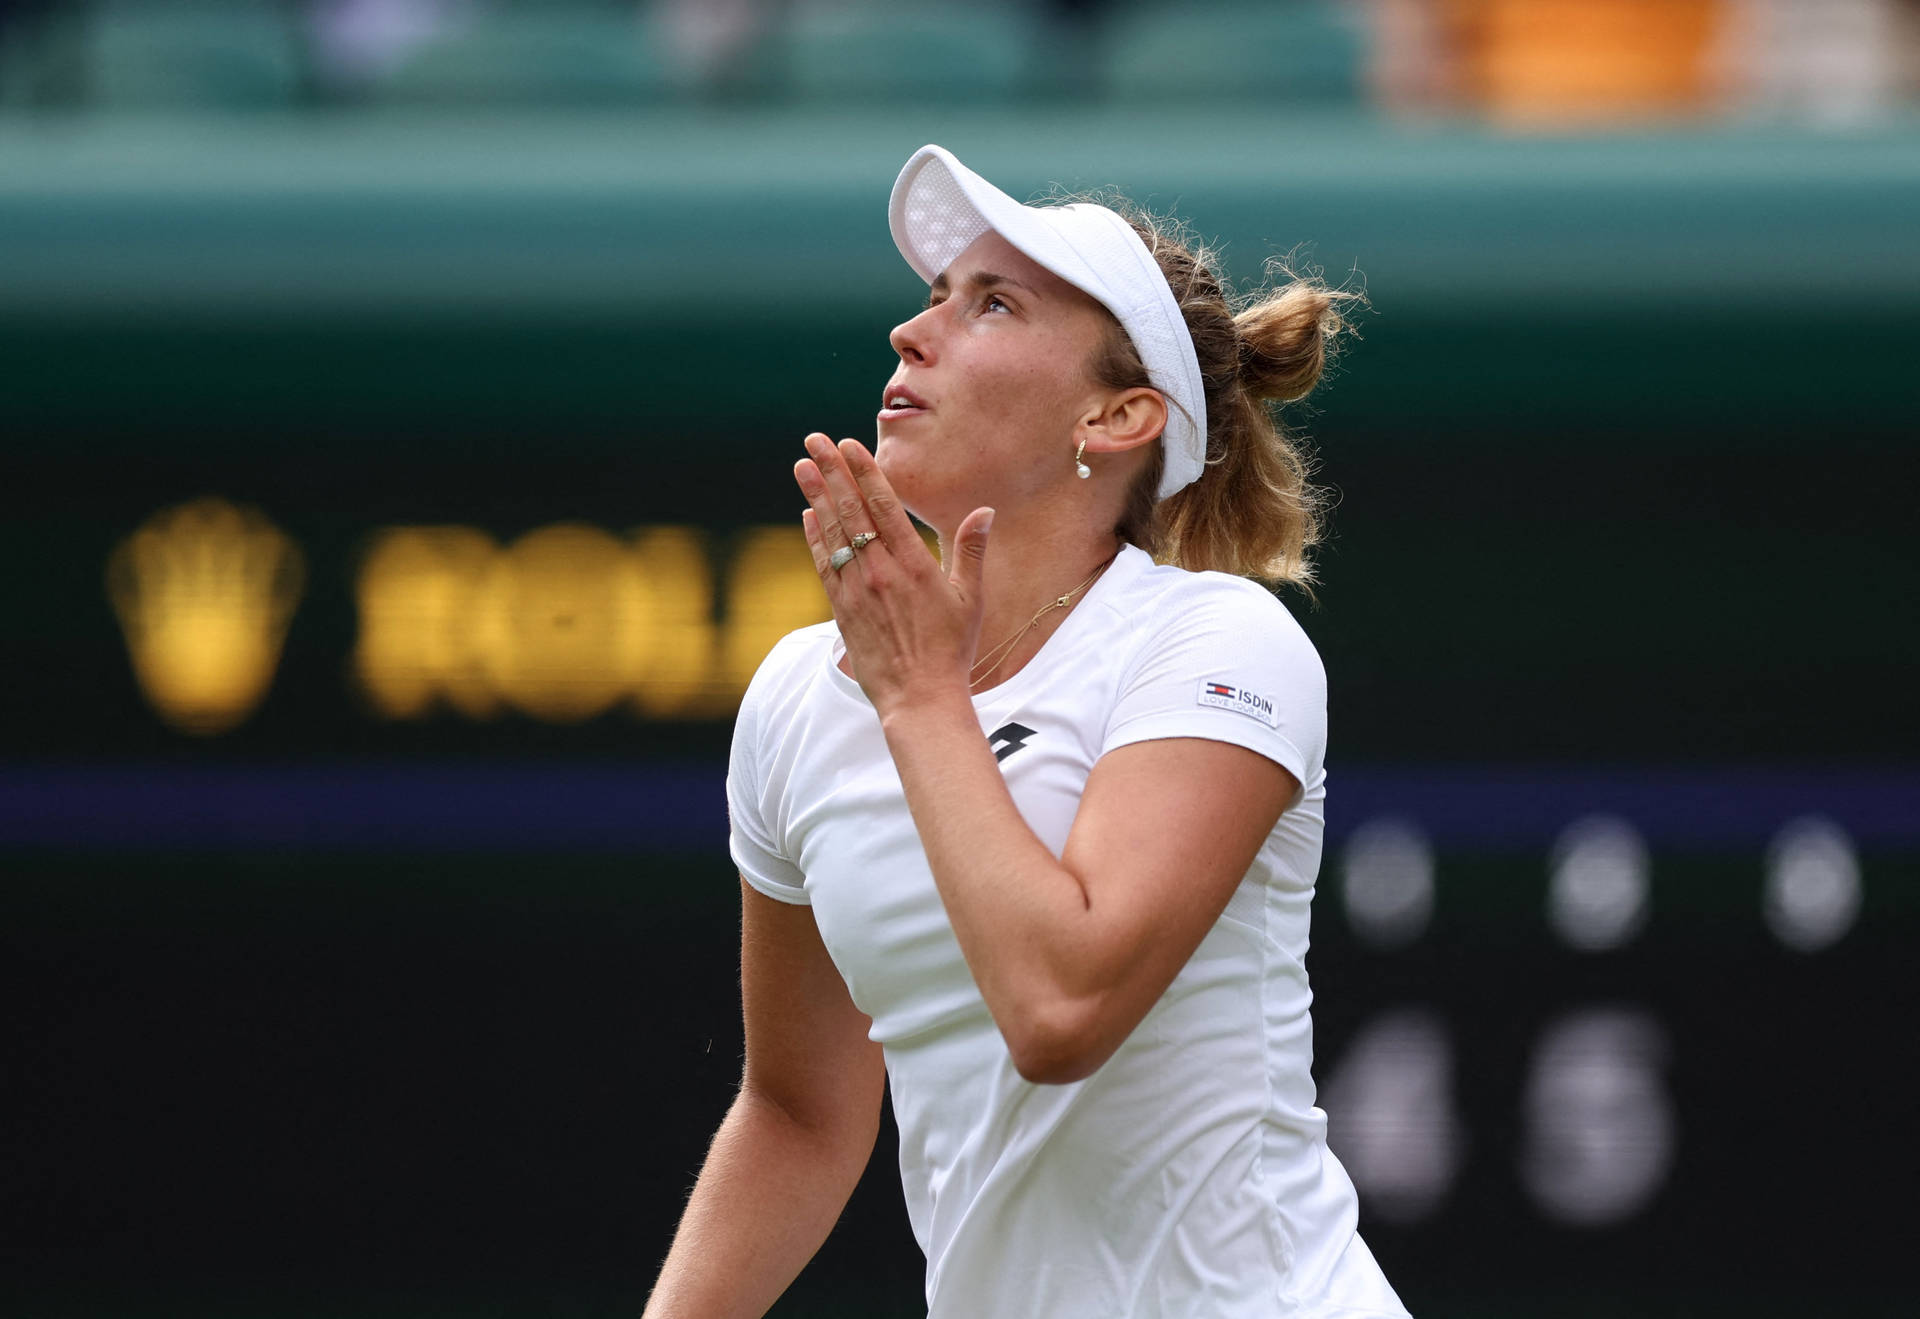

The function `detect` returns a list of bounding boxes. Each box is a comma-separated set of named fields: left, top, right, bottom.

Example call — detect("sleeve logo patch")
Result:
left=1197, top=678, right=1279, bottom=727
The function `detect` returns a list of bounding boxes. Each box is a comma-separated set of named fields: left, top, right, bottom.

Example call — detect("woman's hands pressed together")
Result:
left=794, top=429, right=1297, bottom=1088
left=794, top=433, right=994, bottom=716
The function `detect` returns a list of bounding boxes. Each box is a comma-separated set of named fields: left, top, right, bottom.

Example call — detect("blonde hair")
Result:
left=1071, top=199, right=1366, bottom=588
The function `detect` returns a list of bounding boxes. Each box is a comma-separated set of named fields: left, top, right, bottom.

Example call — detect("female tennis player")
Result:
left=643, top=145, right=1405, bottom=1318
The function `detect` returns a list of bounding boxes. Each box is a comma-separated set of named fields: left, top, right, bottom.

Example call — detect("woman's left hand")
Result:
left=794, top=432, right=993, bottom=715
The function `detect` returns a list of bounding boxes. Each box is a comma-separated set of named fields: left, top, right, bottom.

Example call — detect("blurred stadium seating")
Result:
left=0, top=0, right=1914, bottom=119
left=781, top=1, right=1043, bottom=103
left=84, top=0, right=302, bottom=109
left=365, top=4, right=674, bottom=107
left=1100, top=0, right=1370, bottom=103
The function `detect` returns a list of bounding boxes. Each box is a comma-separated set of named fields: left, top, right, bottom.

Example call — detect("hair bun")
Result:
left=1233, top=280, right=1359, bottom=404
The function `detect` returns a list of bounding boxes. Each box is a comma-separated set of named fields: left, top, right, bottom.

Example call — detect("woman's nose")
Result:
left=889, top=307, right=935, bottom=365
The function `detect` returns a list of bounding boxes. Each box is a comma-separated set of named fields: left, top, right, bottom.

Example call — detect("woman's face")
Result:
left=875, top=230, right=1114, bottom=533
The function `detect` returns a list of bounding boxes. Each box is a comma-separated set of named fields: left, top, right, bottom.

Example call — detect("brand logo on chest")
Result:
left=987, top=721, right=1037, bottom=762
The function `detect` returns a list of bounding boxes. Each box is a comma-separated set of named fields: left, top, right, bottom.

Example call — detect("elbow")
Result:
left=1003, top=997, right=1118, bottom=1086
left=1012, top=1049, right=1103, bottom=1087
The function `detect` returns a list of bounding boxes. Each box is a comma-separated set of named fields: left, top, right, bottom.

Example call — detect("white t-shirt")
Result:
left=727, top=544, right=1409, bottom=1319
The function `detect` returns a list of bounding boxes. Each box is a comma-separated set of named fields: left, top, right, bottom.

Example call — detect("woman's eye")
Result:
left=983, top=294, right=1011, bottom=314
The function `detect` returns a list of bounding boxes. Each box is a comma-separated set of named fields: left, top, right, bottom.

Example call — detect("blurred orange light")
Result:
left=720, top=526, right=831, bottom=695
left=472, top=523, right=642, bottom=723
left=352, top=521, right=831, bottom=723
left=106, top=497, right=306, bottom=736
left=354, top=525, right=502, bottom=720
left=626, top=526, right=724, bottom=719
left=1449, top=0, right=1725, bottom=127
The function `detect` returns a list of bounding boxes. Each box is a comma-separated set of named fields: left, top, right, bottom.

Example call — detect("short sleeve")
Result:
left=1101, top=578, right=1326, bottom=794
left=726, top=644, right=811, bottom=905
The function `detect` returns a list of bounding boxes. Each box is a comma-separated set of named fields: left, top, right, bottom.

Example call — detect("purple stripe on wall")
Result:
left=1, top=761, right=1914, bottom=853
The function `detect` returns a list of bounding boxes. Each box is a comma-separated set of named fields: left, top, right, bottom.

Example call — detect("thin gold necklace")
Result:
left=968, top=551, right=1118, bottom=691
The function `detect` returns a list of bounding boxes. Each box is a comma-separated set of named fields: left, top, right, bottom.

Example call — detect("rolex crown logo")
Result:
left=106, top=497, right=306, bottom=736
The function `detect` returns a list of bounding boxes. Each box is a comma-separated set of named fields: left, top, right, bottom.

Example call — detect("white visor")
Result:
left=888, top=145, right=1207, bottom=502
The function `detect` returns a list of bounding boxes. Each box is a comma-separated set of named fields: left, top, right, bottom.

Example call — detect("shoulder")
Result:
left=1095, top=553, right=1328, bottom=785
left=734, top=621, right=840, bottom=740
left=743, top=620, right=840, bottom=699
left=1105, top=553, right=1323, bottom=684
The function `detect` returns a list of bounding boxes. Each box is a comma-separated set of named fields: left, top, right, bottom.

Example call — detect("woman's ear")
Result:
left=1080, top=387, right=1168, bottom=457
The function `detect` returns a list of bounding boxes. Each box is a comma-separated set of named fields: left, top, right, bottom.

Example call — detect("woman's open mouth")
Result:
left=879, top=386, right=929, bottom=420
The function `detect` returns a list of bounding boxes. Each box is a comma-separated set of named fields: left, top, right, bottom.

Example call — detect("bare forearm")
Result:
left=880, top=693, right=1107, bottom=1042
left=643, top=1088, right=875, bottom=1319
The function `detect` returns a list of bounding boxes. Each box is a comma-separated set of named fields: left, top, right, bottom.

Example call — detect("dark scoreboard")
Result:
left=5, top=800, right=1914, bottom=1318
left=5, top=412, right=1918, bottom=1319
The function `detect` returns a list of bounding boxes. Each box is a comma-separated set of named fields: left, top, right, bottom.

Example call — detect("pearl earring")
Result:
left=1074, top=438, right=1091, bottom=480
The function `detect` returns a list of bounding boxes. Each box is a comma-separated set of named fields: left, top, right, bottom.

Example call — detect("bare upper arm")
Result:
left=738, top=878, right=886, bottom=1146
left=1048, top=738, right=1296, bottom=1073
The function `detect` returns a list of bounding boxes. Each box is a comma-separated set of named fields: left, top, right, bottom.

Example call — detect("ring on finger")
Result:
left=830, top=531, right=877, bottom=572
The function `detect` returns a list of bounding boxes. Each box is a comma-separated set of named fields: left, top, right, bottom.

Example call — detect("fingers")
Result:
left=838, top=439, right=922, bottom=555
left=950, top=506, right=994, bottom=600
left=799, top=507, right=831, bottom=579
left=795, top=457, right=857, bottom=586
left=800, top=433, right=880, bottom=553
left=794, top=456, right=833, bottom=538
